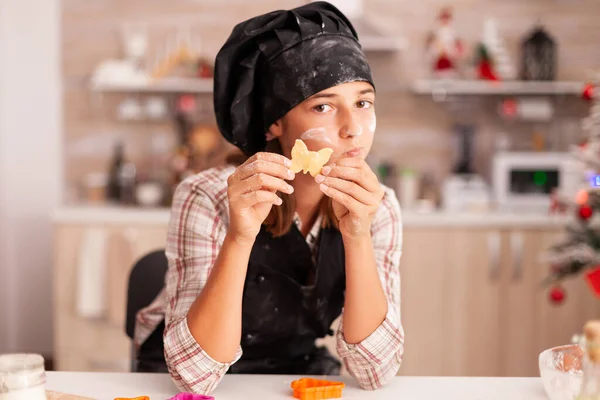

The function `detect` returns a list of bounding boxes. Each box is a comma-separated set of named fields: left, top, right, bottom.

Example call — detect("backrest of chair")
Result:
left=125, top=249, right=168, bottom=339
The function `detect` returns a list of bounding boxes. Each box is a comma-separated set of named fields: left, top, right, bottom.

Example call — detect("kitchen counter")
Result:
left=46, top=371, right=550, bottom=400
left=52, top=205, right=173, bottom=225
left=51, top=205, right=571, bottom=227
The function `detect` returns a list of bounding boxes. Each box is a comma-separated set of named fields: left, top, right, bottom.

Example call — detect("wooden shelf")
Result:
left=410, top=79, right=584, bottom=96
left=90, top=77, right=213, bottom=94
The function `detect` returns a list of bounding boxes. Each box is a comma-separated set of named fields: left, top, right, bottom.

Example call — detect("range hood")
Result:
left=302, top=0, right=407, bottom=52
left=351, top=17, right=408, bottom=52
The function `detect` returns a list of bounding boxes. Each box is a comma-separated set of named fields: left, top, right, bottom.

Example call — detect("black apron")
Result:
left=137, top=223, right=346, bottom=375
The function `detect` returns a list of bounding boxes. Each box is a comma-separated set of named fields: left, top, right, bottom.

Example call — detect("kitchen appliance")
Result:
left=492, top=152, right=581, bottom=211
left=442, top=124, right=493, bottom=212
left=443, top=175, right=491, bottom=212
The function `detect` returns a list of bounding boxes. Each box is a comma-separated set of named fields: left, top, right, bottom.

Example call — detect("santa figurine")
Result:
left=426, top=7, right=464, bottom=78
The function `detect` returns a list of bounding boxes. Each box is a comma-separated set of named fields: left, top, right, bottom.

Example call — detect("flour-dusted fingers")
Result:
left=226, top=152, right=294, bottom=242
left=241, top=173, right=294, bottom=195
left=319, top=183, right=364, bottom=216
left=234, top=152, right=295, bottom=182
left=321, top=162, right=380, bottom=194
left=315, top=175, right=373, bottom=205
left=240, top=190, right=283, bottom=207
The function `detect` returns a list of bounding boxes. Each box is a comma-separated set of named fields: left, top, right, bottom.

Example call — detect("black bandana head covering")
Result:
left=213, top=1, right=374, bottom=156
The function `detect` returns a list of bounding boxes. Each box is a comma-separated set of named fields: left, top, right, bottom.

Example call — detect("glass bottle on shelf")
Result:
left=106, top=141, right=137, bottom=205
left=577, top=320, right=600, bottom=400
left=135, top=133, right=169, bottom=208
left=106, top=141, right=125, bottom=203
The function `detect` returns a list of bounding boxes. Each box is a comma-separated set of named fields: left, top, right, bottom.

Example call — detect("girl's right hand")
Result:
left=227, top=152, right=295, bottom=244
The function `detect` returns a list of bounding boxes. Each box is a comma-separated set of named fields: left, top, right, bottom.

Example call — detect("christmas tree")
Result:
left=543, top=76, right=600, bottom=305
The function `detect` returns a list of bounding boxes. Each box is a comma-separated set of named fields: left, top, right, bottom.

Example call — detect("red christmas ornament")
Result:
left=579, top=204, right=593, bottom=220
left=585, top=266, right=600, bottom=297
left=549, top=286, right=565, bottom=304
left=583, top=83, right=595, bottom=101
left=576, top=189, right=589, bottom=206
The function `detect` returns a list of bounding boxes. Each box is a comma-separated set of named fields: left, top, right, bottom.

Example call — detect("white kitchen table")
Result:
left=46, top=371, right=551, bottom=400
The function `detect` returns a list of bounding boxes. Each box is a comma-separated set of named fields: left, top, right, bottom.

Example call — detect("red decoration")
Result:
left=585, top=267, right=600, bottom=297
left=475, top=44, right=499, bottom=81
left=177, top=95, right=196, bottom=113
left=549, top=188, right=567, bottom=214
left=436, top=55, right=453, bottom=71
left=501, top=99, right=518, bottom=118
left=439, top=7, right=452, bottom=21
left=455, top=40, right=464, bottom=57
left=478, top=61, right=498, bottom=81
left=579, top=205, right=593, bottom=221
left=576, top=189, right=589, bottom=206
left=549, top=286, right=566, bottom=304
left=197, top=61, right=213, bottom=79
left=583, top=83, right=595, bottom=101
left=425, top=7, right=463, bottom=78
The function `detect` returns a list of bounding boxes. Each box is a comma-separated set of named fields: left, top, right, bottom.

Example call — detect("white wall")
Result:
left=0, top=0, right=62, bottom=355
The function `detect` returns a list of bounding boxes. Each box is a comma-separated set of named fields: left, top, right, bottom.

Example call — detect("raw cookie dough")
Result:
left=290, top=139, right=333, bottom=177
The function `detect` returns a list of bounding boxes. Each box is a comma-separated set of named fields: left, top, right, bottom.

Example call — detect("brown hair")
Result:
left=225, top=140, right=338, bottom=237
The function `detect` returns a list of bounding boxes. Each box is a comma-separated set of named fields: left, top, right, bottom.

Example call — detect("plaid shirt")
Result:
left=135, top=165, right=404, bottom=394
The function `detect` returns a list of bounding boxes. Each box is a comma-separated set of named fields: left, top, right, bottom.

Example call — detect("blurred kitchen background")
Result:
left=1, top=0, right=600, bottom=377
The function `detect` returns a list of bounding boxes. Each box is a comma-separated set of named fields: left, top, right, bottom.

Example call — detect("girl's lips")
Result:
left=343, top=147, right=363, bottom=157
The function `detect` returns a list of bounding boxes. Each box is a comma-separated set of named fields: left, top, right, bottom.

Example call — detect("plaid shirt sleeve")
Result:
left=162, top=168, right=243, bottom=395
left=335, top=185, right=404, bottom=390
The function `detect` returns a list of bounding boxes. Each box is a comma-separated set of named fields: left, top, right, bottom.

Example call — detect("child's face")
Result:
left=269, top=81, right=376, bottom=164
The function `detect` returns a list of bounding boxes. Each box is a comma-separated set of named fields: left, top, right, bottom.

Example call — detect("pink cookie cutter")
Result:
left=168, top=394, right=214, bottom=400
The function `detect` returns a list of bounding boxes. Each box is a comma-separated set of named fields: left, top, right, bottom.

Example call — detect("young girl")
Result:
left=134, top=1, right=404, bottom=395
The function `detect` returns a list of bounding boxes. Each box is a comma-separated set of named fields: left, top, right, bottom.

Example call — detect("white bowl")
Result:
left=539, top=344, right=584, bottom=400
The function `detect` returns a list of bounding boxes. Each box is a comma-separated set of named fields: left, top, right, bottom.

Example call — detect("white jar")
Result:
left=0, top=354, right=47, bottom=400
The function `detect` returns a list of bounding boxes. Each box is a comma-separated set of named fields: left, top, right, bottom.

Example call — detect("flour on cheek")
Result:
left=300, top=127, right=334, bottom=144
left=368, top=115, right=376, bottom=135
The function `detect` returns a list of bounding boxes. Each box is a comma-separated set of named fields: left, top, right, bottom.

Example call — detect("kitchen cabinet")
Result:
left=499, top=227, right=600, bottom=377
left=400, top=225, right=600, bottom=378
left=399, top=228, right=502, bottom=377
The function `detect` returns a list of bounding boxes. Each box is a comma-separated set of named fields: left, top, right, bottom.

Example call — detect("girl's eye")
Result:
left=313, top=104, right=332, bottom=113
left=357, top=100, right=373, bottom=109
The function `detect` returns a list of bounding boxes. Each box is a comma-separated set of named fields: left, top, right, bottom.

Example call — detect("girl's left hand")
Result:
left=315, top=158, right=384, bottom=239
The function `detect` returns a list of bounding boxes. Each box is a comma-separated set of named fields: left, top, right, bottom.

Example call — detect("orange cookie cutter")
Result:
left=114, top=397, right=149, bottom=400
left=291, top=378, right=345, bottom=400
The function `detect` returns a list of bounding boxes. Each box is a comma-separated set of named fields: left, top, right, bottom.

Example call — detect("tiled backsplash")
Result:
left=63, top=0, right=599, bottom=200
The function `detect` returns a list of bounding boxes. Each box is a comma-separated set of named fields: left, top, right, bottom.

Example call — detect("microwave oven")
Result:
left=492, top=152, right=582, bottom=211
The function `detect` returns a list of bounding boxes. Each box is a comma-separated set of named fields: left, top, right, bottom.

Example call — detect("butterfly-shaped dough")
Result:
left=290, top=139, right=333, bottom=177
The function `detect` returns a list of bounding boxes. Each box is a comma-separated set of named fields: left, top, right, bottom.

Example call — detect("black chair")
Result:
left=125, top=249, right=168, bottom=371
